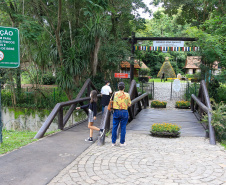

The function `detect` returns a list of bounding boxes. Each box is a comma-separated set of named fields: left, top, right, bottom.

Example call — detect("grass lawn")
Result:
left=221, top=140, right=226, bottom=149
left=0, top=129, right=60, bottom=155
left=149, top=78, right=174, bottom=83
left=149, top=78, right=190, bottom=83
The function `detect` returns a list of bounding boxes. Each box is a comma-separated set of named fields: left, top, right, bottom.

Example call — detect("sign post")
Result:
left=114, top=73, right=129, bottom=79
left=0, top=26, right=20, bottom=68
left=0, top=26, right=20, bottom=144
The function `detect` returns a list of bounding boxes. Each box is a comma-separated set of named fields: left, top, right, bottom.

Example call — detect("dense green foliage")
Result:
left=0, top=0, right=149, bottom=103
left=1, top=88, right=69, bottom=109
left=0, top=0, right=225, bottom=107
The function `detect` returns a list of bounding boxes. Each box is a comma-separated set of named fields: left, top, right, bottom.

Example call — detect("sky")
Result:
left=138, top=0, right=162, bottom=19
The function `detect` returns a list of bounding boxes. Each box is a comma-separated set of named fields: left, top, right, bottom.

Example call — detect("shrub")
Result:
left=185, top=74, right=194, bottom=79
left=215, top=70, right=226, bottom=84
left=193, top=72, right=201, bottom=81
left=151, top=100, right=167, bottom=108
left=138, top=77, right=149, bottom=82
left=208, top=78, right=220, bottom=100
left=148, top=93, right=152, bottom=100
left=175, top=101, right=190, bottom=108
left=42, top=73, right=56, bottom=85
left=1, top=88, right=69, bottom=109
left=216, top=84, right=226, bottom=103
left=203, top=100, right=226, bottom=142
left=184, top=82, right=200, bottom=101
left=150, top=123, right=181, bottom=137
left=139, top=68, right=150, bottom=76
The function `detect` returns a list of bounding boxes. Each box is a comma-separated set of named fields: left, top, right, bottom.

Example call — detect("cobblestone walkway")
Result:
left=49, top=133, right=226, bottom=185
left=150, top=82, right=187, bottom=109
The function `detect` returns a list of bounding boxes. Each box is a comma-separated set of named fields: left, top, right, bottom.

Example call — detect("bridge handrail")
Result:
left=34, top=78, right=99, bottom=139
left=191, top=80, right=216, bottom=145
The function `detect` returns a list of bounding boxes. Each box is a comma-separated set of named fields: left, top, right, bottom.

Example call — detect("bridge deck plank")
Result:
left=127, top=109, right=206, bottom=137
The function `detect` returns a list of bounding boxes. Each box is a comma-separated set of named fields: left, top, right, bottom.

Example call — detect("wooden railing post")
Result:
left=144, top=97, right=147, bottom=109
left=190, top=80, right=216, bottom=145
left=58, top=107, right=63, bottom=130
left=191, top=97, right=194, bottom=112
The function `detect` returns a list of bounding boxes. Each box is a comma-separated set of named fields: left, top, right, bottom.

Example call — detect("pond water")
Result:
left=2, top=107, right=87, bottom=132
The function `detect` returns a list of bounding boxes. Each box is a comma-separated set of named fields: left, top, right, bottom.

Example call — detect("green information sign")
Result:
left=0, top=26, right=20, bottom=68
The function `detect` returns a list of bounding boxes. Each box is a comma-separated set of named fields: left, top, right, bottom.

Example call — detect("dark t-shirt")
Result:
left=80, top=102, right=97, bottom=116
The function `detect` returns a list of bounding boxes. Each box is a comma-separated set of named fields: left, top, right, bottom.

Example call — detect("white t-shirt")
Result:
left=101, top=85, right=112, bottom=95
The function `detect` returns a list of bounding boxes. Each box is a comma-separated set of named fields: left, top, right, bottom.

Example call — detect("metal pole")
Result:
left=130, top=32, right=135, bottom=82
left=186, top=83, right=188, bottom=101
left=0, top=82, right=2, bottom=144
left=26, top=87, right=28, bottom=104
left=195, top=83, right=197, bottom=96
left=54, top=88, right=55, bottom=105
left=142, top=80, right=143, bottom=94
left=188, top=82, right=190, bottom=96
left=170, top=81, right=172, bottom=100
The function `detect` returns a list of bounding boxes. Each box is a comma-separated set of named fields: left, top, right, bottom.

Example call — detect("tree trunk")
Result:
left=92, top=37, right=101, bottom=76
left=56, top=0, right=63, bottom=66
left=16, top=67, right=21, bottom=96
left=9, top=71, right=16, bottom=106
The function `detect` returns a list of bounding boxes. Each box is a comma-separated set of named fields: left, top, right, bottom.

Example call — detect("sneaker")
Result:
left=112, top=143, right=116, bottom=146
left=120, top=143, right=126, bottom=146
left=99, top=129, right=105, bottom=137
left=85, top=137, right=93, bottom=142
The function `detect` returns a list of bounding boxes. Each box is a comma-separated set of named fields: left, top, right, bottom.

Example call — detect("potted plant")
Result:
left=150, top=123, right=181, bottom=137
left=175, top=101, right=190, bottom=109
left=151, top=100, right=167, bottom=108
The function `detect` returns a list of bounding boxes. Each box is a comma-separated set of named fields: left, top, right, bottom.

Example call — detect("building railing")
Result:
left=191, top=80, right=216, bottom=145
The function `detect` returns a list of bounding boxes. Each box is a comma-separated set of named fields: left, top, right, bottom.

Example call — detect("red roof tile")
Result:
left=184, top=56, right=201, bottom=69
left=121, top=60, right=141, bottom=69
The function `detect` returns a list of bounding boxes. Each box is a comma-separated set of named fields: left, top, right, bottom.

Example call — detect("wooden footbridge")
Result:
left=35, top=78, right=215, bottom=145
left=0, top=78, right=216, bottom=185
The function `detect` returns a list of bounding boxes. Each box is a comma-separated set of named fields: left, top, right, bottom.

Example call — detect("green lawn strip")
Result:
left=0, top=129, right=60, bottom=155
left=149, top=78, right=189, bottom=83
left=221, top=140, right=226, bottom=149
left=149, top=78, right=171, bottom=83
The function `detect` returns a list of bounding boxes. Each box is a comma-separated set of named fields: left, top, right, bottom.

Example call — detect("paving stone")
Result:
left=48, top=130, right=226, bottom=185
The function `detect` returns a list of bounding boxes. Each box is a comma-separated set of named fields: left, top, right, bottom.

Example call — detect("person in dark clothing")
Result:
left=76, top=90, right=104, bottom=142
left=101, top=81, right=112, bottom=114
left=161, top=73, right=165, bottom=82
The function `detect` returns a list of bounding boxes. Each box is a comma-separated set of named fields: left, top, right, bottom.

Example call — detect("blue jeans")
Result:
left=112, top=109, right=128, bottom=144
left=102, top=106, right=105, bottom=114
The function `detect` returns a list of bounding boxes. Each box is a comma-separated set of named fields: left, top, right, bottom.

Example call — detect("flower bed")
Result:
left=151, top=100, right=167, bottom=108
left=175, top=101, right=190, bottom=109
left=150, top=123, right=181, bottom=137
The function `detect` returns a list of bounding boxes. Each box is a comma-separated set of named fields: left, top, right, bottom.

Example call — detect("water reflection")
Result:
left=2, top=107, right=87, bottom=132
